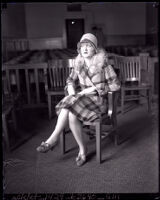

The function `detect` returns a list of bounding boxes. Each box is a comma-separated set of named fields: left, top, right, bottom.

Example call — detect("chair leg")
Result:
left=11, top=108, right=17, bottom=131
left=114, top=130, right=119, bottom=146
left=95, top=122, right=101, bottom=163
left=48, top=94, right=52, bottom=120
left=121, top=88, right=125, bottom=114
left=60, top=130, right=66, bottom=154
left=147, top=88, right=152, bottom=113
left=2, top=114, right=10, bottom=152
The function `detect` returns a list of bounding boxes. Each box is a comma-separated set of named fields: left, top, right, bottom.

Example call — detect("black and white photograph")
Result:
left=2, top=1, right=159, bottom=198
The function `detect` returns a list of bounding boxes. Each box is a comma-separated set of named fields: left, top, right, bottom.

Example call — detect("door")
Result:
left=66, top=19, right=84, bottom=49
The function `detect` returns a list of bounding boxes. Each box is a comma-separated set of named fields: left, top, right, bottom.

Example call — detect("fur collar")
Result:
left=74, top=48, right=108, bottom=72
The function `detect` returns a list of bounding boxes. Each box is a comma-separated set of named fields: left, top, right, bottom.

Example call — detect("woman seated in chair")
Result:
left=37, top=33, right=120, bottom=166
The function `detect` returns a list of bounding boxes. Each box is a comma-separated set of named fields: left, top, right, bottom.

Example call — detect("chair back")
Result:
left=48, top=59, right=72, bottom=90
left=114, top=56, right=141, bottom=84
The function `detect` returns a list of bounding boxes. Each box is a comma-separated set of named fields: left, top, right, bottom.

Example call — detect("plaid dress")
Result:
left=56, top=52, right=120, bottom=122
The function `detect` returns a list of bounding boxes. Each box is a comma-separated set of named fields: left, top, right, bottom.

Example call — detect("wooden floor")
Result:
left=3, top=100, right=159, bottom=193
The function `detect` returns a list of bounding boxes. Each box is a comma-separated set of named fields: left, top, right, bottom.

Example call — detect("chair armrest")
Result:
left=108, top=91, right=114, bottom=118
left=107, top=91, right=118, bottom=118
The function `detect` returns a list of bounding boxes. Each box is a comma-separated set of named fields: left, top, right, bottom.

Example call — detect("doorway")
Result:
left=66, top=18, right=84, bottom=49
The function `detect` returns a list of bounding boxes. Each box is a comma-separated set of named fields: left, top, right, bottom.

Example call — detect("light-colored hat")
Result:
left=77, top=33, right=98, bottom=52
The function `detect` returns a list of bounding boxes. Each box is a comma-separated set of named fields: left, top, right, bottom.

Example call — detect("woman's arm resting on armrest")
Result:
left=78, top=86, right=96, bottom=95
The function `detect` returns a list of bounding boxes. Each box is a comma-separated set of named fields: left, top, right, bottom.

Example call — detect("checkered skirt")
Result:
left=55, top=93, right=105, bottom=122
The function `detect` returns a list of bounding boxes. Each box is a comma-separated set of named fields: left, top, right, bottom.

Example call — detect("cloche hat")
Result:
left=77, top=33, right=98, bottom=52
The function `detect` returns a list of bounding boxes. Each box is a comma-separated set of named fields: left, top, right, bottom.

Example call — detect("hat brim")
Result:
left=77, top=39, right=97, bottom=50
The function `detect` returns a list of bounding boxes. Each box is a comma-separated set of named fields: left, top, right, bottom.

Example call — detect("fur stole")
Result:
left=74, top=48, right=108, bottom=73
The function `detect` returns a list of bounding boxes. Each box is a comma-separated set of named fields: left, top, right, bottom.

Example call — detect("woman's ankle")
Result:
left=45, top=136, right=59, bottom=146
left=79, top=146, right=87, bottom=156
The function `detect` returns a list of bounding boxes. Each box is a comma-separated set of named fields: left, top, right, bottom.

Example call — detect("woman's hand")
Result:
left=67, top=85, right=76, bottom=95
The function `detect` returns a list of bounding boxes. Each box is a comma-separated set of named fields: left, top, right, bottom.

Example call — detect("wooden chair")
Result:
left=47, top=59, right=72, bottom=119
left=60, top=91, right=119, bottom=163
left=114, top=55, right=152, bottom=114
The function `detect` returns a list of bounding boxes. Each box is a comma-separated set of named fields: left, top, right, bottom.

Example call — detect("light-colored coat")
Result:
left=56, top=48, right=120, bottom=122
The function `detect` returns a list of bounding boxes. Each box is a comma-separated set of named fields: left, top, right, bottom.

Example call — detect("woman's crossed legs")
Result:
left=36, top=108, right=87, bottom=166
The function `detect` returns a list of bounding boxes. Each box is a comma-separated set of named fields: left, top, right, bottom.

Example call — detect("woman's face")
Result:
left=80, top=42, right=95, bottom=58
